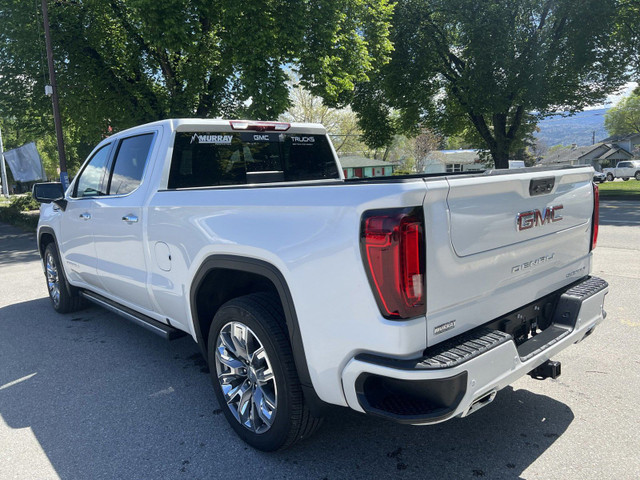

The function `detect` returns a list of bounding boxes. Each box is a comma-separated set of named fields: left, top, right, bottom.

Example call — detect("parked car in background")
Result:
left=593, top=171, right=606, bottom=183
left=603, top=160, right=640, bottom=181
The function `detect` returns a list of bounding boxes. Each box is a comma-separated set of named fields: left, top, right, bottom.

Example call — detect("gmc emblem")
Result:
left=516, top=205, right=563, bottom=231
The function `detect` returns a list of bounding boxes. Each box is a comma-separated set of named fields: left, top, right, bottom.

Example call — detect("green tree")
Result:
left=615, top=0, right=640, bottom=80
left=352, top=0, right=629, bottom=168
left=605, top=92, right=640, bottom=135
left=0, top=0, right=393, bottom=172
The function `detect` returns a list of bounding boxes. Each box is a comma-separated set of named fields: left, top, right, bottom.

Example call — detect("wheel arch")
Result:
left=38, top=226, right=81, bottom=299
left=189, top=255, right=327, bottom=412
left=37, top=226, right=58, bottom=259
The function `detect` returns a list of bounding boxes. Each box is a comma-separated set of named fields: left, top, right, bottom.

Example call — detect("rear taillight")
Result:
left=361, top=208, right=426, bottom=319
left=591, top=182, right=599, bottom=251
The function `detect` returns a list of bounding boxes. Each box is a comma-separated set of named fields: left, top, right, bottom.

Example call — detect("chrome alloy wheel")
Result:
left=215, top=321, right=277, bottom=434
left=45, top=252, right=61, bottom=308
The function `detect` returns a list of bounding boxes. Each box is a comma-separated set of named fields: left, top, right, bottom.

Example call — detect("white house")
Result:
left=422, top=150, right=486, bottom=174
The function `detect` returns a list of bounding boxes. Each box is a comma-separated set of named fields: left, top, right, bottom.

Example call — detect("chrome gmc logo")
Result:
left=516, top=205, right=563, bottom=231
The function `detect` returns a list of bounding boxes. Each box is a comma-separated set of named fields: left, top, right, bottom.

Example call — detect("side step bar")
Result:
left=80, top=291, right=187, bottom=341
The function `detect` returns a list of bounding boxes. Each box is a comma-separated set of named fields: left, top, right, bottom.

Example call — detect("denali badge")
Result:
left=511, top=253, right=555, bottom=273
left=516, top=205, right=563, bottom=231
left=434, top=320, right=456, bottom=335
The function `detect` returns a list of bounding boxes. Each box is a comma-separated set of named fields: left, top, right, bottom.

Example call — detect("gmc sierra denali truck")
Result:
left=33, top=119, right=608, bottom=451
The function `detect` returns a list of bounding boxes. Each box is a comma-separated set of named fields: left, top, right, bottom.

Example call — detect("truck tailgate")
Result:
left=422, top=167, right=595, bottom=347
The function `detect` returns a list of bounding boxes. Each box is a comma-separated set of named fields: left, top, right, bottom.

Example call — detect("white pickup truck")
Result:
left=603, top=160, right=640, bottom=181
left=33, top=119, right=608, bottom=451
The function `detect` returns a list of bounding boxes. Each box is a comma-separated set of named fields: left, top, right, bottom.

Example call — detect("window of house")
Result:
left=446, top=163, right=464, bottom=173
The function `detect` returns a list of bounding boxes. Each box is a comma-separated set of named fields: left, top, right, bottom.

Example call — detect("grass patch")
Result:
left=598, top=179, right=640, bottom=198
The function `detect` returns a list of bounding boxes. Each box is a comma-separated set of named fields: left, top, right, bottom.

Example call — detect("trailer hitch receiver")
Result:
left=528, top=360, right=561, bottom=380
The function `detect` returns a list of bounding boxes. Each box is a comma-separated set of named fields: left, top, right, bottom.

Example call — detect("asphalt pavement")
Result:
left=0, top=199, right=638, bottom=480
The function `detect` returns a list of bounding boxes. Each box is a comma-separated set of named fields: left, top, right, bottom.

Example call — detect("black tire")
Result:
left=635, top=171, right=640, bottom=181
left=207, top=293, right=322, bottom=451
left=607, top=173, right=614, bottom=181
left=623, top=177, right=629, bottom=181
left=43, top=243, right=85, bottom=313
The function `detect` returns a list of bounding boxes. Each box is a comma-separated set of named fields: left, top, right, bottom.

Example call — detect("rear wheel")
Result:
left=43, top=243, right=85, bottom=313
left=607, top=173, right=614, bottom=181
left=635, top=171, right=640, bottom=181
left=208, top=293, right=322, bottom=451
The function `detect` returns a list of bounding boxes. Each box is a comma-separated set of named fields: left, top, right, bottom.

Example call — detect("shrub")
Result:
left=9, top=193, right=40, bottom=212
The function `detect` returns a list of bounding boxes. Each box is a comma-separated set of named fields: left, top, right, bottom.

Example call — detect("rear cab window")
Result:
left=108, top=133, right=154, bottom=195
left=168, top=131, right=339, bottom=188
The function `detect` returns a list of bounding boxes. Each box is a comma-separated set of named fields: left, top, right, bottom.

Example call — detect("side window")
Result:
left=74, top=144, right=111, bottom=198
left=108, top=134, right=154, bottom=195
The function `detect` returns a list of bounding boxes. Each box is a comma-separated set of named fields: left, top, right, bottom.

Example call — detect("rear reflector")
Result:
left=229, top=120, right=290, bottom=131
left=591, top=182, right=599, bottom=251
left=361, top=208, right=426, bottom=319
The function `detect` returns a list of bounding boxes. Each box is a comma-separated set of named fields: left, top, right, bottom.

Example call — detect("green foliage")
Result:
left=548, top=144, right=570, bottom=154
left=605, top=92, right=640, bottom=136
left=0, top=194, right=40, bottom=231
left=9, top=193, right=40, bottom=212
left=353, top=0, right=629, bottom=168
left=0, top=0, right=393, bottom=172
left=615, top=0, right=640, bottom=81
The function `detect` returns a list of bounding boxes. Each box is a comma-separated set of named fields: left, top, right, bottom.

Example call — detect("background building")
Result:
left=338, top=156, right=396, bottom=178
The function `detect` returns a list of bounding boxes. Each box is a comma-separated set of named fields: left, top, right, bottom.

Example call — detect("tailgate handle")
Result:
left=529, top=177, right=555, bottom=196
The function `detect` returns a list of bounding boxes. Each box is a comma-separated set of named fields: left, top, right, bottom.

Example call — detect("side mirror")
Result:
left=33, top=182, right=67, bottom=211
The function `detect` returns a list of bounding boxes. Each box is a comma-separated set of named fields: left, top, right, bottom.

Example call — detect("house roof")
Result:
left=540, top=143, right=609, bottom=165
left=600, top=132, right=640, bottom=143
left=600, top=148, right=633, bottom=160
left=337, top=156, right=396, bottom=169
left=425, top=149, right=483, bottom=165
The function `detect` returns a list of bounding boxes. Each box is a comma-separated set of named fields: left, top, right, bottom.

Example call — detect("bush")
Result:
left=9, top=193, right=40, bottom=212
left=0, top=193, right=40, bottom=231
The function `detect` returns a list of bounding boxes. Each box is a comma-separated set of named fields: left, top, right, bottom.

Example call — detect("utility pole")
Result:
left=41, top=0, right=69, bottom=189
left=0, top=127, right=8, bottom=197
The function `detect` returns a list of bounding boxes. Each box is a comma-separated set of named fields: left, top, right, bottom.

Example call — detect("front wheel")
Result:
left=207, top=293, right=322, bottom=451
left=43, top=243, right=85, bottom=313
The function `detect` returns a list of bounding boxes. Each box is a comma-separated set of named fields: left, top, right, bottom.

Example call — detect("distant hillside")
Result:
left=534, top=108, right=609, bottom=148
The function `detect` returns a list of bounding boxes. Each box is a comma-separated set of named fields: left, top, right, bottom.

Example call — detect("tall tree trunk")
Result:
left=491, top=142, right=511, bottom=169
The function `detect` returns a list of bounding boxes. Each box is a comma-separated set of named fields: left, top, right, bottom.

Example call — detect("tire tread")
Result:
left=43, top=243, right=86, bottom=314
left=209, top=292, right=323, bottom=451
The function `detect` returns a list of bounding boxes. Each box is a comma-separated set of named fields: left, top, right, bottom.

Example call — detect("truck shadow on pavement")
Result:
left=0, top=298, right=573, bottom=480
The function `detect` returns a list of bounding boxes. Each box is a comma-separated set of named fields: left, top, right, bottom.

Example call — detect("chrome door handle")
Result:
left=79, top=212, right=91, bottom=220
left=122, top=214, right=138, bottom=223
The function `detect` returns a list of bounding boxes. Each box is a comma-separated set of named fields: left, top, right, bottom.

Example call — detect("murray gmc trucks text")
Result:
left=33, top=119, right=608, bottom=451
